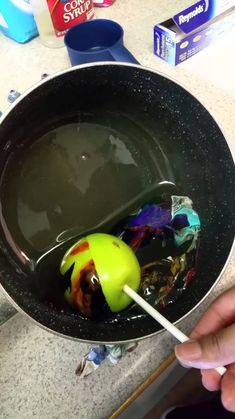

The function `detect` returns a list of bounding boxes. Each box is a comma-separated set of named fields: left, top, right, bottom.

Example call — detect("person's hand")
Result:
left=175, top=287, right=235, bottom=412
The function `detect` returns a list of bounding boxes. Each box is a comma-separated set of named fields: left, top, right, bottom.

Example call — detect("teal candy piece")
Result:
left=173, top=207, right=200, bottom=251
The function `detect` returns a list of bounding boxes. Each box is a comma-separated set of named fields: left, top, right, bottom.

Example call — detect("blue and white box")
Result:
left=154, top=0, right=235, bottom=65
left=0, top=0, right=38, bottom=43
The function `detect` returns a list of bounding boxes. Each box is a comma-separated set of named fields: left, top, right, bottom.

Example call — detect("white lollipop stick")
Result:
left=123, top=284, right=226, bottom=376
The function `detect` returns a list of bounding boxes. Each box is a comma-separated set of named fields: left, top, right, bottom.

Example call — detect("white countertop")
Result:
left=1, top=1, right=235, bottom=418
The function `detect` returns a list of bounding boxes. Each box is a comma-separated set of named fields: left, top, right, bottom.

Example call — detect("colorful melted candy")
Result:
left=116, top=196, right=200, bottom=254
left=114, top=195, right=200, bottom=311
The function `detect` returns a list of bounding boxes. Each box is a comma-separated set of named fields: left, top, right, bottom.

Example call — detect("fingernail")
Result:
left=175, top=340, right=202, bottom=362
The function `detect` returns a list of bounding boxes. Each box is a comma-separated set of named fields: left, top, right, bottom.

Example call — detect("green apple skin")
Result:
left=87, top=233, right=141, bottom=312
left=60, top=233, right=141, bottom=313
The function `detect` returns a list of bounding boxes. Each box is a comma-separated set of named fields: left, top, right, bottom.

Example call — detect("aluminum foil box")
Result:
left=154, top=0, right=235, bottom=65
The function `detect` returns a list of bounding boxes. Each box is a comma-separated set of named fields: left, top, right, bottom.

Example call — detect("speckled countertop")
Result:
left=0, top=1, right=235, bottom=418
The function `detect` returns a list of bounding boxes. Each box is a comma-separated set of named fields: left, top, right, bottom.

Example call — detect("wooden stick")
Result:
left=123, top=284, right=226, bottom=376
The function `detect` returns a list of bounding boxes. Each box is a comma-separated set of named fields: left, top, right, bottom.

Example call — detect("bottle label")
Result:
left=47, top=0, right=95, bottom=37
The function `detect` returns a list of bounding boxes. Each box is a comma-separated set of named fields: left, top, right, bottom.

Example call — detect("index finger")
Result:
left=191, top=287, right=235, bottom=339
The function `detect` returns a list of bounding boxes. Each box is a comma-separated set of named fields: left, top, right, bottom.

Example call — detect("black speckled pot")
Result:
left=0, top=63, right=234, bottom=343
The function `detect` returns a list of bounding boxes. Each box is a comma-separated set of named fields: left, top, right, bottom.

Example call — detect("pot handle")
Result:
left=109, top=44, right=140, bottom=64
left=0, top=91, right=21, bottom=119
left=5, top=75, right=48, bottom=108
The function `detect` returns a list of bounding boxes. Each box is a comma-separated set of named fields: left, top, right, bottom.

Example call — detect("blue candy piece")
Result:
left=87, top=346, right=107, bottom=365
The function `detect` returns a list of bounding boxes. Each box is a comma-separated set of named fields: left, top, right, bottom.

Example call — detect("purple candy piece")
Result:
left=129, top=204, right=171, bottom=229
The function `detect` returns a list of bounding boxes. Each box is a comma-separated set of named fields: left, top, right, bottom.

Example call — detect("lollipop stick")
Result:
left=123, top=284, right=226, bottom=376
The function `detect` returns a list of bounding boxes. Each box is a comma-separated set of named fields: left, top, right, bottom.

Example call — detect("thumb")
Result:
left=175, top=323, right=235, bottom=369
